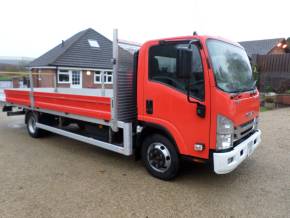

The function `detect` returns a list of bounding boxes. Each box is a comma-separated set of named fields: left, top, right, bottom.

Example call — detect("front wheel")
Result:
left=141, top=134, right=180, bottom=180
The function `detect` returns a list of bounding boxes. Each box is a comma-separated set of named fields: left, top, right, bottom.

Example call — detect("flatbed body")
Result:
left=2, top=88, right=112, bottom=121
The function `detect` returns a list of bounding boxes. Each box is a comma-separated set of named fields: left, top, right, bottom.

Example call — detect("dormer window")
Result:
left=88, top=39, right=100, bottom=48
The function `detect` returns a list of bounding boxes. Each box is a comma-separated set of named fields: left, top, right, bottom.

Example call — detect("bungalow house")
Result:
left=239, top=38, right=288, bottom=63
left=28, top=28, right=114, bottom=89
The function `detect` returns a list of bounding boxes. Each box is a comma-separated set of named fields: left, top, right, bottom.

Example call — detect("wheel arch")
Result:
left=135, top=122, right=180, bottom=159
left=25, top=110, right=38, bottom=124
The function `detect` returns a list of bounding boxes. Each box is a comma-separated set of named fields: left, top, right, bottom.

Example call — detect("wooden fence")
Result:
left=256, top=54, right=290, bottom=93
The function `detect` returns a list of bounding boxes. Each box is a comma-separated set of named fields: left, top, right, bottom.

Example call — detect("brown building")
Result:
left=28, top=28, right=114, bottom=89
left=239, top=38, right=290, bottom=93
left=239, top=38, right=288, bottom=63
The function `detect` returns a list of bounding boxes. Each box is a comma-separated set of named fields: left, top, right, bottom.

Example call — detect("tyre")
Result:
left=26, top=112, right=44, bottom=138
left=77, top=122, right=86, bottom=130
left=141, top=134, right=180, bottom=180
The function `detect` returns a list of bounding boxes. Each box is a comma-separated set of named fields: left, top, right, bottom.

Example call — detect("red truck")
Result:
left=0, top=30, right=261, bottom=180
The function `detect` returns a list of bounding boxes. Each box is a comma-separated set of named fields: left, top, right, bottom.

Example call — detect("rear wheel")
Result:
left=26, top=112, right=44, bottom=138
left=141, top=134, right=180, bottom=180
left=77, top=122, right=86, bottom=130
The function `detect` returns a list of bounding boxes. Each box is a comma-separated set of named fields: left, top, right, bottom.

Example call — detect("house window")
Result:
left=58, top=70, right=70, bottom=83
left=104, top=71, right=113, bottom=84
left=94, top=71, right=102, bottom=84
left=94, top=71, right=113, bottom=84
left=88, top=39, right=100, bottom=48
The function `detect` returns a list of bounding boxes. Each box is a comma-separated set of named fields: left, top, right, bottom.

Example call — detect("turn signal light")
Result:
left=194, top=143, right=205, bottom=151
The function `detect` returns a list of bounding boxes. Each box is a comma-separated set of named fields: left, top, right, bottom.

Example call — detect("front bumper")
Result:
left=213, top=130, right=262, bottom=174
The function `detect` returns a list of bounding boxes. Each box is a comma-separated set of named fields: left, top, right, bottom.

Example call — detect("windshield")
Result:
left=207, top=39, right=255, bottom=93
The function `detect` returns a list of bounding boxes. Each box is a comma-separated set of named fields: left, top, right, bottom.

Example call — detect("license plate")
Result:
left=247, top=140, right=254, bottom=156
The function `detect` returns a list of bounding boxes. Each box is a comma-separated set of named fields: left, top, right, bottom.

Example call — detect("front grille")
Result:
left=240, top=119, right=254, bottom=128
left=233, top=130, right=256, bottom=147
left=234, top=119, right=256, bottom=145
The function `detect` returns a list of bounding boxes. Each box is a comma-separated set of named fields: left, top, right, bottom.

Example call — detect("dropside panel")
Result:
left=4, top=89, right=111, bottom=120
left=4, top=90, right=30, bottom=106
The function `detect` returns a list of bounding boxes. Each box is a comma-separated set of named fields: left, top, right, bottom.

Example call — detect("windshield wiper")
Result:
left=251, top=80, right=257, bottom=89
left=234, top=80, right=257, bottom=93
left=245, top=80, right=257, bottom=92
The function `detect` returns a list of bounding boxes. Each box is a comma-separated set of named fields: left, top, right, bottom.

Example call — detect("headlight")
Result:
left=216, top=115, right=234, bottom=150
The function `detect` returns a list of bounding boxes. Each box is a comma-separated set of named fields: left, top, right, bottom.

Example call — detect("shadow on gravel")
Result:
left=39, top=133, right=243, bottom=182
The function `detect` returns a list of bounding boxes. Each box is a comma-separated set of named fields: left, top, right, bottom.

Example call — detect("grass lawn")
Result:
left=260, top=107, right=269, bottom=112
left=0, top=76, right=12, bottom=81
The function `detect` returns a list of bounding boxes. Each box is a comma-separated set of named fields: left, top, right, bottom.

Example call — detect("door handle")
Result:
left=146, top=100, right=153, bottom=114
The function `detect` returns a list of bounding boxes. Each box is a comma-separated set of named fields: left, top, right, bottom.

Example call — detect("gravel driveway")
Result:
left=0, top=108, right=289, bottom=217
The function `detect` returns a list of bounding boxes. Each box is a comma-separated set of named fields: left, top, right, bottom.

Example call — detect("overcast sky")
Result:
left=1, top=0, right=289, bottom=58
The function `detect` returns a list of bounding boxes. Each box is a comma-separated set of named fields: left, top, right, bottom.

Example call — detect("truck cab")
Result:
left=136, top=35, right=261, bottom=179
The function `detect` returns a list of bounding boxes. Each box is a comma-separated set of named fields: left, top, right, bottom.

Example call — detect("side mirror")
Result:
left=177, top=48, right=192, bottom=79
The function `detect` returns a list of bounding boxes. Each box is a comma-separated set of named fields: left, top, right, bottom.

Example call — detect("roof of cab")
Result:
left=142, top=35, right=242, bottom=48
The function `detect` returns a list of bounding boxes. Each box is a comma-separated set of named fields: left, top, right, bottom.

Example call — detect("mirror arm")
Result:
left=188, top=39, right=202, bottom=49
left=186, top=83, right=206, bottom=118
left=186, top=92, right=202, bottom=106
left=186, top=82, right=200, bottom=105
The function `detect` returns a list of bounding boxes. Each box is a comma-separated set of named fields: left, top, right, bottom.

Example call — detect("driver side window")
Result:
left=149, top=43, right=205, bottom=101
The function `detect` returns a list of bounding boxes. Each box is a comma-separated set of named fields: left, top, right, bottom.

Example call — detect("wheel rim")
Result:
left=147, top=143, right=172, bottom=173
left=28, top=116, right=36, bottom=134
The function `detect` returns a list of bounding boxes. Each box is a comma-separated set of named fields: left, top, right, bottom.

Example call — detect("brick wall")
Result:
left=31, top=69, right=55, bottom=88
left=12, top=78, right=20, bottom=88
left=39, top=69, right=55, bottom=87
left=82, top=70, right=95, bottom=88
left=31, top=69, right=40, bottom=87
left=58, top=83, right=70, bottom=88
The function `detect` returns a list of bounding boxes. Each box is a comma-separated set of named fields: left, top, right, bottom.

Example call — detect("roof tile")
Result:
left=29, top=28, right=114, bottom=69
left=239, top=38, right=285, bottom=57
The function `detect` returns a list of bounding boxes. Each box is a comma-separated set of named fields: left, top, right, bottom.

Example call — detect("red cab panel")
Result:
left=137, top=39, right=212, bottom=159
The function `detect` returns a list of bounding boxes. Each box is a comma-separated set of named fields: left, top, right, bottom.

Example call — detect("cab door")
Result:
left=139, top=41, right=211, bottom=159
